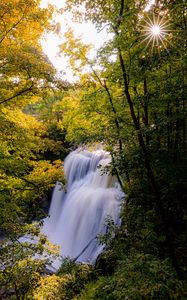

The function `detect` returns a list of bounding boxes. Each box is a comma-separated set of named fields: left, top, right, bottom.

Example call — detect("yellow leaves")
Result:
left=0, top=107, right=45, bottom=159
left=0, top=0, right=57, bottom=109
left=0, top=0, right=54, bottom=47
left=32, top=261, right=93, bottom=300
left=33, top=274, right=75, bottom=300
left=60, top=95, right=79, bottom=110
left=27, top=159, right=64, bottom=183
left=41, top=236, right=60, bottom=256
left=0, top=105, right=65, bottom=213
left=0, top=174, right=23, bottom=191
left=59, top=28, right=92, bottom=74
left=1, top=107, right=43, bottom=131
left=0, top=105, right=64, bottom=158
left=53, top=88, right=110, bottom=143
left=0, top=230, right=61, bottom=299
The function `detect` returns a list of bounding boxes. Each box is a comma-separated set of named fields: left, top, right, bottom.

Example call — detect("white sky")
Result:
left=40, top=0, right=110, bottom=81
left=40, top=0, right=155, bottom=81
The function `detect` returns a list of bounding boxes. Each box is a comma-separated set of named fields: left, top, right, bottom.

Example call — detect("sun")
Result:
left=151, top=25, right=161, bottom=35
left=141, top=14, right=170, bottom=50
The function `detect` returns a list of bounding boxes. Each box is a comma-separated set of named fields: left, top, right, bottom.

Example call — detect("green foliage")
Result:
left=0, top=224, right=60, bottom=300
left=33, top=259, right=93, bottom=300
left=0, top=0, right=58, bottom=108
left=33, top=274, right=76, bottom=300
left=0, top=0, right=66, bottom=233
left=0, top=2, right=67, bottom=299
left=61, top=0, right=187, bottom=277
left=0, top=108, right=65, bottom=230
left=52, top=89, right=111, bottom=144
left=76, top=254, right=186, bottom=300
left=97, top=215, right=117, bottom=247
left=1, top=0, right=187, bottom=299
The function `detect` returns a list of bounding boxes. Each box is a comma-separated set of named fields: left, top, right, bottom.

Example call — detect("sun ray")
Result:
left=140, top=13, right=171, bottom=51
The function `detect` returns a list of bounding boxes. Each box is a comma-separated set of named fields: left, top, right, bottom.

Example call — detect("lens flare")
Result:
left=151, top=25, right=161, bottom=35
left=141, top=14, right=170, bottom=51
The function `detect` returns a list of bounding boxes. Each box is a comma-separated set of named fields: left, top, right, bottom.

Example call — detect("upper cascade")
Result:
left=64, top=149, right=111, bottom=188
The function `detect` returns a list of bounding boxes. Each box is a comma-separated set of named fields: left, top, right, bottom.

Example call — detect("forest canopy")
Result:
left=0, top=0, right=186, bottom=299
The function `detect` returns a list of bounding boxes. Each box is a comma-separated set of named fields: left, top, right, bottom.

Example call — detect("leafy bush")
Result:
left=33, top=259, right=93, bottom=300
left=33, top=274, right=76, bottom=300
left=75, top=253, right=186, bottom=300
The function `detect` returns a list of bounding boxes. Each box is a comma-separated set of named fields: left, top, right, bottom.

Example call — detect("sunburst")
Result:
left=141, top=14, right=171, bottom=51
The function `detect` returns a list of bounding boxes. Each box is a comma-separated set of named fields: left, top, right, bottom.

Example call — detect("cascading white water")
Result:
left=42, top=148, right=124, bottom=271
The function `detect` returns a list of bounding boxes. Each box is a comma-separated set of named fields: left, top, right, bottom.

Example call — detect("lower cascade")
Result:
left=42, top=148, right=124, bottom=271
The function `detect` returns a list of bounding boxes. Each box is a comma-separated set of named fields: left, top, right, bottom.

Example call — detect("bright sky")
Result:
left=40, top=0, right=155, bottom=81
left=40, top=0, right=110, bottom=81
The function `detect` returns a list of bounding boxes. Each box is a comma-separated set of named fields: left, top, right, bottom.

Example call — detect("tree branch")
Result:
left=0, top=6, right=28, bottom=45
left=112, top=0, right=184, bottom=280
left=0, top=84, right=34, bottom=105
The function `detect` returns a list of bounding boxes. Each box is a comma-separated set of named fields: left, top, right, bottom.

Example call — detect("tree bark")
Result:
left=143, top=76, right=149, bottom=145
left=103, top=80, right=122, bottom=151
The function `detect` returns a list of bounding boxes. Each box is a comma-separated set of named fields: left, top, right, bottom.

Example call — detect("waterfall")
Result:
left=41, top=148, right=124, bottom=271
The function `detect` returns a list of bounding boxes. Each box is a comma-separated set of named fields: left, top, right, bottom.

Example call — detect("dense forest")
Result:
left=0, top=0, right=186, bottom=299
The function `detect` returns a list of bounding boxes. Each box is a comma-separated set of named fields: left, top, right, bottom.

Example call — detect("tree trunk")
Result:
left=112, top=0, right=184, bottom=279
left=118, top=47, right=184, bottom=280
left=143, top=76, right=149, bottom=145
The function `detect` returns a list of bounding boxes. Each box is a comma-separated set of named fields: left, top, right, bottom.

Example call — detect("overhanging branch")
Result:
left=0, top=84, right=34, bottom=105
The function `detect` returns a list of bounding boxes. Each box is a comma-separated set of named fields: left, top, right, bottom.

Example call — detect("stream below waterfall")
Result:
left=41, top=148, right=124, bottom=271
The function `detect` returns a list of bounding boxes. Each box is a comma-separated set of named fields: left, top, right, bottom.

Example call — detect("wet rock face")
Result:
left=0, top=286, right=15, bottom=299
left=40, top=192, right=53, bottom=214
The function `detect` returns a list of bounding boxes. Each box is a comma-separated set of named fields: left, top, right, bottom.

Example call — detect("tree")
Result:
left=62, top=0, right=186, bottom=279
left=0, top=0, right=60, bottom=106
left=0, top=2, right=66, bottom=298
